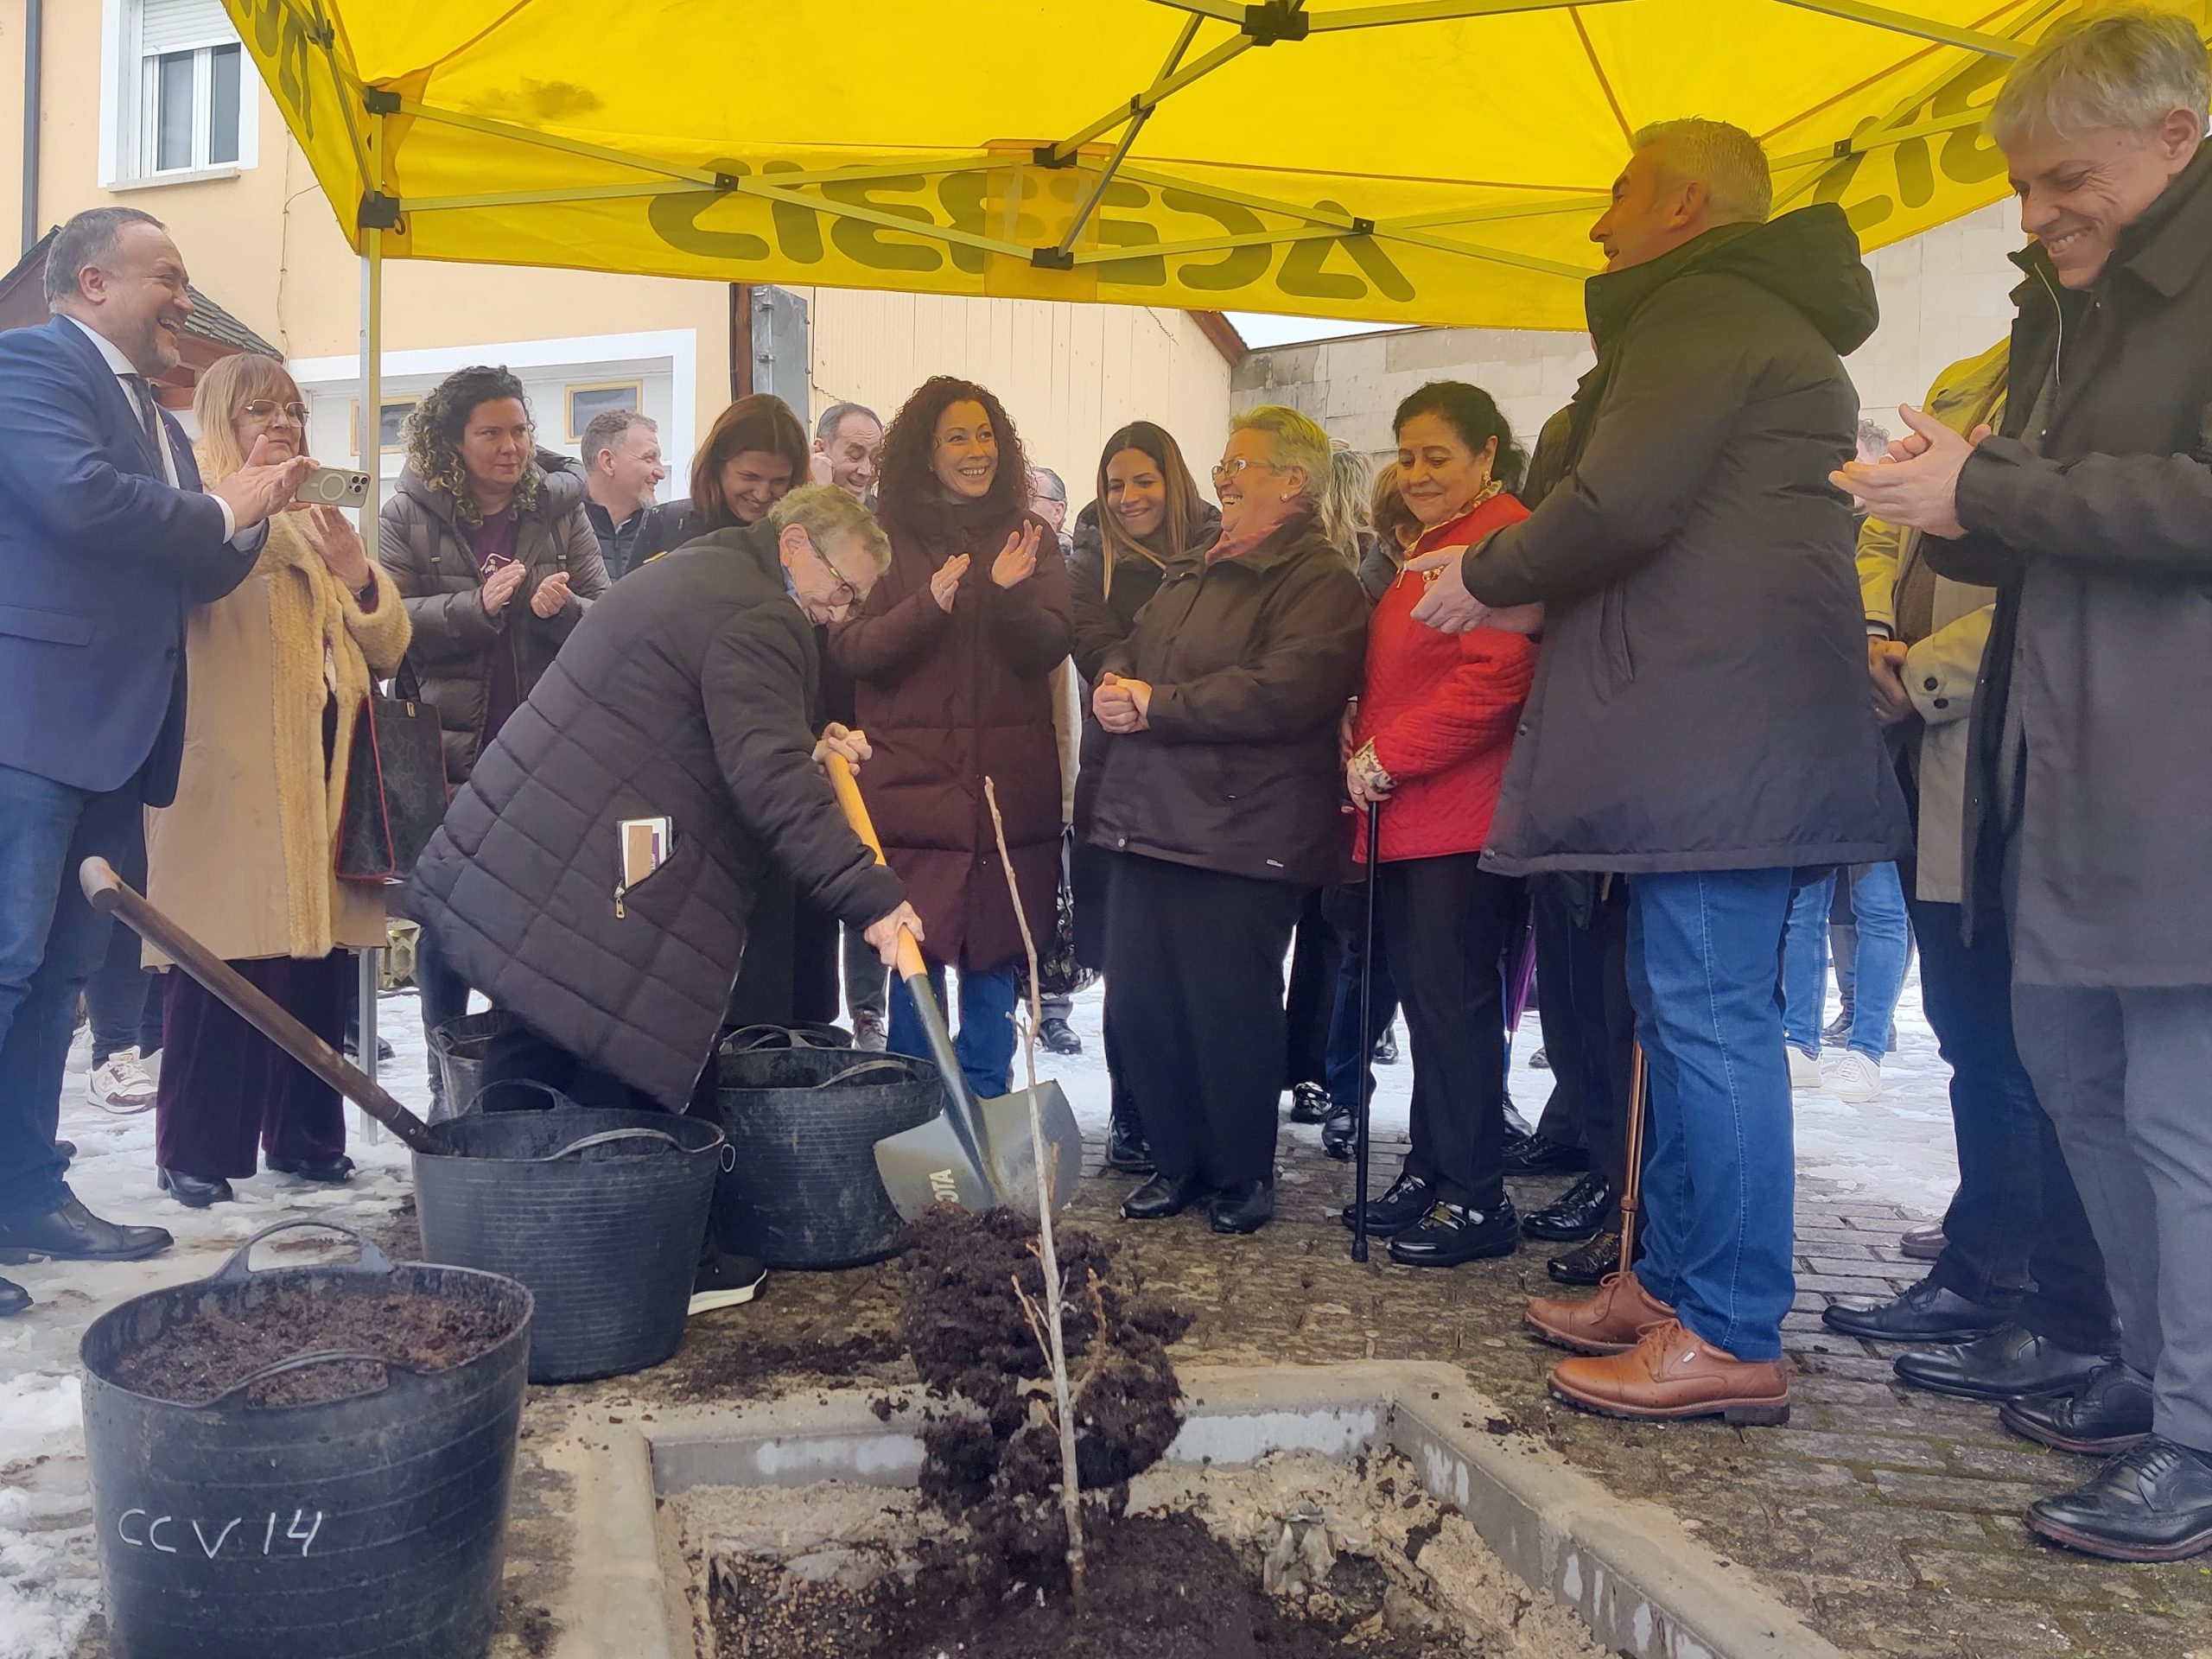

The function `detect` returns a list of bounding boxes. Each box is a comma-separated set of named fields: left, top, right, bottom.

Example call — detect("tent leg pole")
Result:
left=355, top=193, right=387, bottom=1145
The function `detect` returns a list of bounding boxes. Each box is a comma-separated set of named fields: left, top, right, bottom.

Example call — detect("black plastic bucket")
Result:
left=719, top=1021, right=854, bottom=1053
left=427, top=1009, right=520, bottom=1124
left=79, top=1221, right=531, bottom=1659
left=414, top=1081, right=726, bottom=1382
left=702, top=1048, right=938, bottom=1269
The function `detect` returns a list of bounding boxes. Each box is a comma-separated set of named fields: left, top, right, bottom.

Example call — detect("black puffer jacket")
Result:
left=1463, top=207, right=1907, bottom=874
left=379, top=449, right=609, bottom=784
left=1086, top=513, right=1367, bottom=887
left=403, top=533, right=905, bottom=1108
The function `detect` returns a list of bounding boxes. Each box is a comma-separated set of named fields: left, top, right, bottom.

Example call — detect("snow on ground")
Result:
left=0, top=970, right=1955, bottom=1658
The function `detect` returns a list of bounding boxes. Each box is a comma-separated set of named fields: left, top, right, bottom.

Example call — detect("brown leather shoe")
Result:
left=1548, top=1319, right=1791, bottom=1426
left=1524, top=1272, right=1675, bottom=1356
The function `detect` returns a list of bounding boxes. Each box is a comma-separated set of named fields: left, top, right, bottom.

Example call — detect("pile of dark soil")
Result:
left=899, top=1207, right=1193, bottom=1584
left=659, top=1329, right=909, bottom=1400
left=709, top=1509, right=1469, bottom=1659
left=113, top=1288, right=512, bottom=1407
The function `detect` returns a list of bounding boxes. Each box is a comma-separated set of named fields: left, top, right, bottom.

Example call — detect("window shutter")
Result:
left=138, top=0, right=237, bottom=55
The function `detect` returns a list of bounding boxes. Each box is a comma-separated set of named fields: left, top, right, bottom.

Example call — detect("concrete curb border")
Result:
left=549, top=1361, right=1842, bottom=1659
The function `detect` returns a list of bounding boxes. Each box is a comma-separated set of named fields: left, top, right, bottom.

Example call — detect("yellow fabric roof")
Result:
left=231, top=0, right=2208, bottom=332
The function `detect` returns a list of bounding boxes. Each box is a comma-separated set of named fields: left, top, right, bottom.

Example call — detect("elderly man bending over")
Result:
left=1845, top=6, right=2212, bottom=1562
left=1414, top=118, right=1905, bottom=1426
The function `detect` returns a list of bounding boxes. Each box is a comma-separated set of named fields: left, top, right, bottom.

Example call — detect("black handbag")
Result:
left=337, top=662, right=448, bottom=882
left=1019, top=829, right=1098, bottom=1002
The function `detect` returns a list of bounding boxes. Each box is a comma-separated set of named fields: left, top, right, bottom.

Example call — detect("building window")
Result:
left=566, top=382, right=642, bottom=442
left=351, top=398, right=417, bottom=456
left=118, top=0, right=250, bottom=181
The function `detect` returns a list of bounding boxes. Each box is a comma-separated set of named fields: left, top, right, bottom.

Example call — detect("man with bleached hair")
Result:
left=1846, top=5, right=2212, bottom=1562
left=1414, top=117, right=1904, bottom=1427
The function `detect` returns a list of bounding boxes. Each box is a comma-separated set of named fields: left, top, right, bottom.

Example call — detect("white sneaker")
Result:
left=88, top=1047, right=158, bottom=1113
left=1787, top=1046, right=1823, bottom=1091
left=1825, top=1050, right=1884, bottom=1104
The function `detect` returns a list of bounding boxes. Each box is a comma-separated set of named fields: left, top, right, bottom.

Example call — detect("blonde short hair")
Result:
left=191, top=353, right=299, bottom=483
left=1230, top=404, right=1332, bottom=505
left=1632, top=118, right=1774, bottom=225
left=766, top=483, right=891, bottom=571
left=1990, top=4, right=2210, bottom=147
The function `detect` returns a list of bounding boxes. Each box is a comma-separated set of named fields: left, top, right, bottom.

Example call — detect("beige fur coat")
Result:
left=146, top=509, right=412, bottom=964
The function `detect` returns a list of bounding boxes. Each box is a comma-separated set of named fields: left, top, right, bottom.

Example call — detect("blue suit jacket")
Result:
left=0, top=315, right=257, bottom=804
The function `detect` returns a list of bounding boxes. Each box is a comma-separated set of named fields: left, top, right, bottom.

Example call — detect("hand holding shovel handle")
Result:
left=79, top=858, right=438, bottom=1154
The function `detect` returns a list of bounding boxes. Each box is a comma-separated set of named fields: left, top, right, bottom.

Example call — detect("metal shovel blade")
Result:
left=874, top=1078, right=1083, bottom=1221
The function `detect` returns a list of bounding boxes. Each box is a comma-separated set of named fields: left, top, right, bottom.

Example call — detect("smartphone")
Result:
left=294, top=467, right=371, bottom=509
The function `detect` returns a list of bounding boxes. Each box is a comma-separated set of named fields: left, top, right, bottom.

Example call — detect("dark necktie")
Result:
left=121, top=373, right=166, bottom=470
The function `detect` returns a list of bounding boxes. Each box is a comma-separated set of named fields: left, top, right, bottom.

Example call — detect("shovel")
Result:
left=78, top=858, right=440, bottom=1154
left=824, top=755, right=1081, bottom=1217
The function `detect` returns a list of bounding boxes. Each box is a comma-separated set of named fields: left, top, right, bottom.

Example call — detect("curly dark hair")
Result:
left=874, top=376, right=1031, bottom=533
left=402, top=365, right=539, bottom=526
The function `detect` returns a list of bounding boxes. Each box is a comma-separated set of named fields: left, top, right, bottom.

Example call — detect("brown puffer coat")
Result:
left=828, top=497, right=1071, bottom=972
left=378, top=449, right=609, bottom=784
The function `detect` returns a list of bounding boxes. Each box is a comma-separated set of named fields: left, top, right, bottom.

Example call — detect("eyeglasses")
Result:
left=810, top=547, right=862, bottom=613
left=243, top=400, right=310, bottom=423
left=1210, top=455, right=1279, bottom=487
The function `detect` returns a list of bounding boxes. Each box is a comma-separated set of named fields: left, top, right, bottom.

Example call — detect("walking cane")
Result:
left=1351, top=798, right=1381, bottom=1263
left=1618, top=1040, right=1650, bottom=1274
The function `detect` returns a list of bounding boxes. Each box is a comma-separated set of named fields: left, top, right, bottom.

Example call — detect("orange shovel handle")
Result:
left=827, top=752, right=927, bottom=982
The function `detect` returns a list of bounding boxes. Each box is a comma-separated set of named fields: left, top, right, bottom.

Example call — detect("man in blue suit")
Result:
left=0, top=207, right=309, bottom=1316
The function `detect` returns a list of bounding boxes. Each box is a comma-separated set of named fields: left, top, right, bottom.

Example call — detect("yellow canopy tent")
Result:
left=233, top=0, right=2206, bottom=336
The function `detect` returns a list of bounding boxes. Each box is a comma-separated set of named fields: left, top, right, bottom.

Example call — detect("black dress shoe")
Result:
left=1039, top=1018, right=1084, bottom=1057
left=1320, top=1108, right=1357, bottom=1161
left=1502, top=1135, right=1588, bottom=1177
left=1288, top=1081, right=1332, bottom=1124
left=1104, top=1116, right=1154, bottom=1174
left=1388, top=1199, right=1520, bottom=1267
left=1371, top=1027, right=1398, bottom=1065
left=1528, top=1046, right=1550, bottom=1071
left=54, top=1140, right=76, bottom=1162
left=1899, top=1224, right=1948, bottom=1263
left=0, top=1196, right=173, bottom=1262
left=267, top=1154, right=356, bottom=1184
left=1209, top=1180, right=1274, bottom=1235
left=157, top=1167, right=234, bottom=1209
left=1893, top=1325, right=2111, bottom=1402
left=2027, top=1440, right=2212, bottom=1562
left=2002, top=1362, right=2156, bottom=1456
left=1122, top=1173, right=1206, bottom=1221
left=1340, top=1171, right=1435, bottom=1236
left=1522, top=1172, right=1614, bottom=1242
left=1820, top=1276, right=2014, bottom=1343
left=0, top=1274, right=29, bottom=1317
left=1548, top=1228, right=1623, bottom=1286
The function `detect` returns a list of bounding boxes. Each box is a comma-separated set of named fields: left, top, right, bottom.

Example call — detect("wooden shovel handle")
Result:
left=826, top=753, right=927, bottom=982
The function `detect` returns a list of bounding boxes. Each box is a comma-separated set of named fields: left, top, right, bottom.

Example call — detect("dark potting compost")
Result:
left=112, top=1286, right=512, bottom=1406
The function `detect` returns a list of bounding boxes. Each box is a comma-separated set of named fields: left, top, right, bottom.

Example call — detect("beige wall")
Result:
left=1233, top=203, right=2028, bottom=462
left=3, top=6, right=1231, bottom=499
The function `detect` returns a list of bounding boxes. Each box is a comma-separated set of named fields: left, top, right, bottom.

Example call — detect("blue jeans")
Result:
left=1627, top=869, right=1797, bottom=1363
left=1324, top=886, right=1399, bottom=1115
left=0, top=763, right=146, bottom=1223
left=887, top=962, right=1019, bottom=1101
left=1782, top=862, right=1909, bottom=1061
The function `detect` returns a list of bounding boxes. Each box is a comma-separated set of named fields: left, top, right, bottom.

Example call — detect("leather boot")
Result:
left=1104, top=1114, right=1154, bottom=1174
left=0, top=1195, right=173, bottom=1261
left=1122, top=1173, right=1206, bottom=1221
left=267, top=1154, right=355, bottom=1185
left=1521, top=1172, right=1613, bottom=1241
left=1548, top=1229, right=1623, bottom=1287
left=1209, top=1180, right=1274, bottom=1236
left=2001, top=1361, right=2155, bottom=1456
left=1320, top=1108, right=1357, bottom=1161
left=1893, top=1326, right=2110, bottom=1402
left=1820, top=1275, right=2014, bottom=1343
left=1525, top=1271, right=1675, bottom=1356
left=1548, top=1319, right=1790, bottom=1426
left=2027, top=1440, right=2212, bottom=1562
left=1899, top=1224, right=1947, bottom=1262
left=1340, top=1171, right=1434, bottom=1236
left=1388, top=1199, right=1519, bottom=1268
left=157, top=1167, right=234, bottom=1209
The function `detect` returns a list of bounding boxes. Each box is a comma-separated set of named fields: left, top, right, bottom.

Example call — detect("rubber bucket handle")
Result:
left=719, top=1025, right=795, bottom=1052
left=192, top=1349, right=427, bottom=1409
left=811, top=1059, right=911, bottom=1090
left=213, top=1219, right=395, bottom=1284
left=536, top=1127, right=690, bottom=1161
left=464, top=1077, right=576, bottom=1115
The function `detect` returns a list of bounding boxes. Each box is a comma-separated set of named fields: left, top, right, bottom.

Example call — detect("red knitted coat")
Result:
left=1352, top=492, right=1538, bottom=864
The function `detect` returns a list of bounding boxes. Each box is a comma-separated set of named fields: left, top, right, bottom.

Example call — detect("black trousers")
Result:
left=1377, top=855, right=1521, bottom=1210
left=155, top=953, right=350, bottom=1179
left=1281, top=888, right=1342, bottom=1090
left=1532, top=877, right=1637, bottom=1222
left=1910, top=893, right=2116, bottom=1355
left=474, top=1019, right=671, bottom=1117
left=1104, top=853, right=1305, bottom=1189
